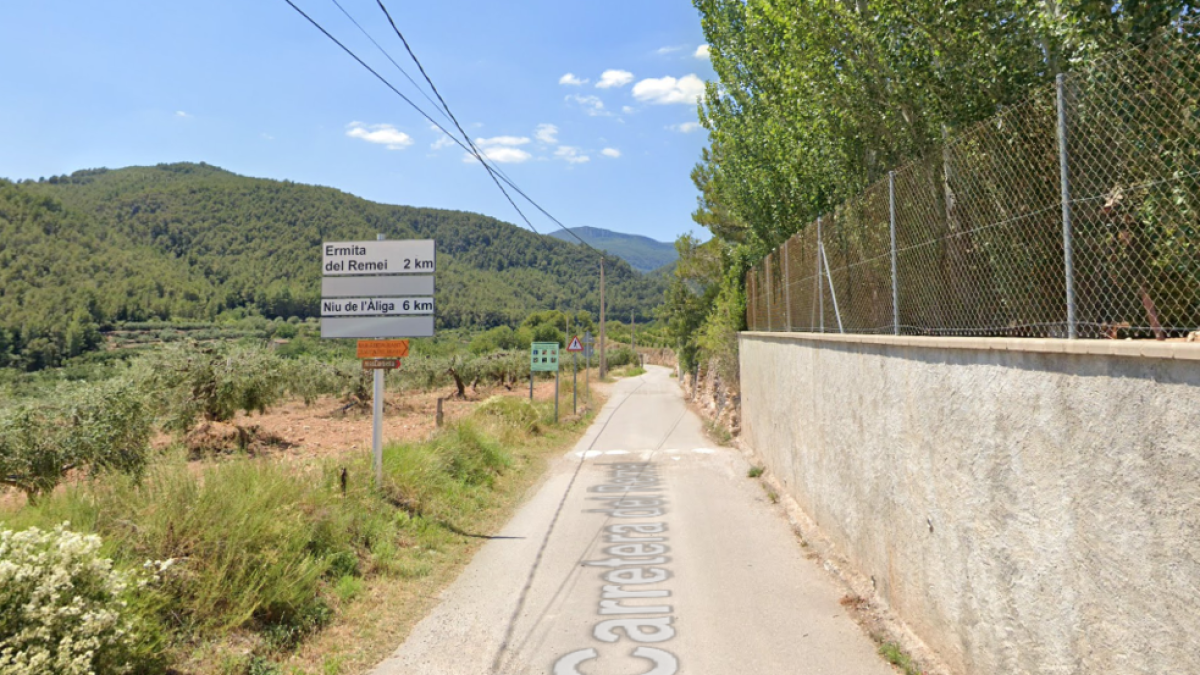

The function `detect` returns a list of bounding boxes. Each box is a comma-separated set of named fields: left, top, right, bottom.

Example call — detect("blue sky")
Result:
left=0, top=1, right=714, bottom=245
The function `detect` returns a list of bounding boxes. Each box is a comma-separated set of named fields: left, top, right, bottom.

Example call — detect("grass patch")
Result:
left=704, top=418, right=733, bottom=446
left=878, top=641, right=922, bottom=675
left=747, top=465, right=764, bottom=478
left=0, top=390, right=603, bottom=674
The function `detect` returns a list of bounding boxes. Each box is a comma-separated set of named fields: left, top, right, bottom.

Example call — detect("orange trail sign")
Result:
left=357, top=340, right=410, bottom=359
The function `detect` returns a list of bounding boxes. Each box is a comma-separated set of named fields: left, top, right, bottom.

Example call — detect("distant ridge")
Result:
left=0, top=163, right=667, bottom=368
left=547, top=226, right=677, bottom=273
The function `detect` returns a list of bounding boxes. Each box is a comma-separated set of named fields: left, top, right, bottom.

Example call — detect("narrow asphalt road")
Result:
left=371, top=365, right=896, bottom=675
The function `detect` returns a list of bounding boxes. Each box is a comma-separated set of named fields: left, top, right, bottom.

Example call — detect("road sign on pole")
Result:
left=357, top=340, right=409, bottom=359
left=320, top=239, right=436, bottom=339
left=531, top=342, right=560, bottom=422
left=321, top=237, right=436, bottom=488
left=567, top=335, right=583, bottom=352
left=531, top=342, right=561, bottom=372
left=321, top=297, right=434, bottom=317
left=322, top=275, right=434, bottom=297
left=322, top=240, right=435, bottom=275
left=321, top=316, right=435, bottom=339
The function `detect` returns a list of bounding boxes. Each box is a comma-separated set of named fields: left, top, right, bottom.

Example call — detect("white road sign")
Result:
left=321, top=316, right=435, bottom=338
left=321, top=297, right=434, bottom=317
left=322, top=275, right=434, bottom=297
left=322, top=240, right=435, bottom=276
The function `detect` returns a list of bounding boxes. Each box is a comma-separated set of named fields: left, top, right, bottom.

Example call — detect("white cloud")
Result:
left=476, top=135, right=530, bottom=147
left=464, top=147, right=532, bottom=164
left=596, top=69, right=634, bottom=89
left=601, top=148, right=621, bottom=158
left=668, top=122, right=703, bottom=133
left=566, top=94, right=610, bottom=117
left=260, top=132, right=275, bottom=141
left=555, top=146, right=590, bottom=164
left=632, top=74, right=706, bottom=105
left=431, top=135, right=455, bottom=150
left=175, top=111, right=190, bottom=118
left=559, top=73, right=587, bottom=86
left=656, top=45, right=686, bottom=55
left=346, top=122, right=414, bottom=150
left=694, top=44, right=711, bottom=59
left=534, top=123, right=558, bottom=144
left=622, top=105, right=635, bottom=114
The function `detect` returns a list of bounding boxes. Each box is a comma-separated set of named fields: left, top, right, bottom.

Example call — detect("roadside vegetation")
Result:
left=0, top=311, right=646, bottom=674
left=660, top=1, right=1194, bottom=381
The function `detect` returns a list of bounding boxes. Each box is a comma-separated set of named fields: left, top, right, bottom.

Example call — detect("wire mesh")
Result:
left=746, top=26, right=1200, bottom=340
left=1067, top=32, right=1200, bottom=338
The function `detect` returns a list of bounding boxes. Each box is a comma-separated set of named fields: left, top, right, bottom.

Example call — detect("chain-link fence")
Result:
left=747, top=27, right=1200, bottom=339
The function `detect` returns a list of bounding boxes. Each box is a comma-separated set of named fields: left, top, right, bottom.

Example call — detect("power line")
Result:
left=282, top=0, right=599, bottom=252
left=374, top=0, right=590, bottom=247
left=280, top=0, right=541, bottom=235
left=369, top=0, right=561, bottom=240
left=327, top=0, right=452, bottom=127
left=331, top=0, right=535, bottom=209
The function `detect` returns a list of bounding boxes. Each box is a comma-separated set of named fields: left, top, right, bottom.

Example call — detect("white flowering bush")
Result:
left=0, top=524, right=166, bottom=674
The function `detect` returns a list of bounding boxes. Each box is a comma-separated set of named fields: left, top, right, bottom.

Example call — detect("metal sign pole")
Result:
left=321, top=233, right=435, bottom=490
left=373, top=368, right=383, bottom=487
left=373, top=233, right=384, bottom=489
left=555, top=369, right=559, bottom=423
left=573, top=352, right=578, bottom=415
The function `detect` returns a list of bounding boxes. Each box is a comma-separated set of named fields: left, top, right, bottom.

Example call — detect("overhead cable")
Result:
left=281, top=0, right=541, bottom=234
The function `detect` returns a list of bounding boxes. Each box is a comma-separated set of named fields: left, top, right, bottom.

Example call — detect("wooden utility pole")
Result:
left=599, top=256, right=607, bottom=379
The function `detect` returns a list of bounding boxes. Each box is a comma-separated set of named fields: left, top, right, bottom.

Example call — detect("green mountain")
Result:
left=0, top=163, right=666, bottom=369
left=548, top=226, right=678, bottom=273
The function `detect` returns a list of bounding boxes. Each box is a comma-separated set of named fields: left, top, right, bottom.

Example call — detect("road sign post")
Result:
left=321, top=236, right=435, bottom=488
left=357, top=340, right=409, bottom=359
left=566, top=335, right=583, bottom=415
left=531, top=342, right=561, bottom=423
left=582, top=332, right=594, bottom=404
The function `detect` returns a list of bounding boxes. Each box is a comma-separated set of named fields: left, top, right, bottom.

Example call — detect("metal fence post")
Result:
left=1056, top=73, right=1079, bottom=339
left=783, top=240, right=792, bottom=331
left=766, top=253, right=773, bottom=331
left=889, top=171, right=899, bottom=336
left=817, top=216, right=825, bottom=333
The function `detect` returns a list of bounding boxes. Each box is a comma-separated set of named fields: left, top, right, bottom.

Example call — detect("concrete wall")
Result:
left=739, top=332, right=1200, bottom=675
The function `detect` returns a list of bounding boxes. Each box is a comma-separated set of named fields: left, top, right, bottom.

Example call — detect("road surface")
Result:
left=371, top=365, right=896, bottom=675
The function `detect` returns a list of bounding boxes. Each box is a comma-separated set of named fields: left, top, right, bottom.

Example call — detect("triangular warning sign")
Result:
left=566, top=335, right=584, bottom=352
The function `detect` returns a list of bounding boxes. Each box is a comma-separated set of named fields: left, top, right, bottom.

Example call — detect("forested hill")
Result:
left=0, top=163, right=665, bottom=368
left=548, top=226, right=678, bottom=273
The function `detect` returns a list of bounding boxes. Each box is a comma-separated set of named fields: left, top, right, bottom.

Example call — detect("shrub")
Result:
left=437, top=423, right=511, bottom=487
left=0, top=523, right=166, bottom=675
left=474, top=396, right=541, bottom=436
left=604, top=347, right=639, bottom=368
left=0, top=378, right=152, bottom=500
left=135, top=343, right=288, bottom=433
left=283, top=358, right=367, bottom=406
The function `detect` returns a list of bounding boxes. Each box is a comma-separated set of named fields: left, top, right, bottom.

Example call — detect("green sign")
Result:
left=531, top=342, right=561, bottom=372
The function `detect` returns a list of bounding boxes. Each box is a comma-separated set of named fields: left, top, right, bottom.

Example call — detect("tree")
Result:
left=0, top=379, right=151, bottom=501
